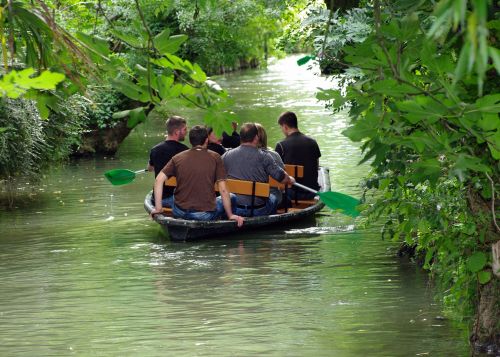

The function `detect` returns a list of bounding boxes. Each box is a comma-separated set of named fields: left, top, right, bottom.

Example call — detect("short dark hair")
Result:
left=239, top=122, right=258, bottom=143
left=277, top=111, right=298, bottom=129
left=189, top=125, right=208, bottom=146
left=166, top=116, right=186, bottom=135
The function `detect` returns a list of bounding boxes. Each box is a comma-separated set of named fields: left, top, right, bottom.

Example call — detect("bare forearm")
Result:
left=153, top=172, right=166, bottom=211
left=220, top=189, right=233, bottom=218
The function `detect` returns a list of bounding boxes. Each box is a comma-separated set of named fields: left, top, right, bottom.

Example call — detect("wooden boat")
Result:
left=144, top=167, right=330, bottom=241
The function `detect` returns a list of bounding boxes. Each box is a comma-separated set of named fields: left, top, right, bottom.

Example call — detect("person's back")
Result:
left=275, top=111, right=321, bottom=197
left=148, top=116, right=189, bottom=206
left=222, top=123, right=295, bottom=216
left=150, top=125, right=243, bottom=226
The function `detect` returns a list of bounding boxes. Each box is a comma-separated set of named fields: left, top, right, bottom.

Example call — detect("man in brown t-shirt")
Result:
left=150, top=125, right=243, bottom=227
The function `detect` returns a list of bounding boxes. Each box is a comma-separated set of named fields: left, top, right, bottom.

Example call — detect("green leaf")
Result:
left=487, top=142, right=500, bottom=160
left=156, top=34, right=188, bottom=55
left=396, top=96, right=447, bottom=124
left=109, top=29, right=143, bottom=48
left=35, top=94, right=57, bottom=120
left=316, top=88, right=346, bottom=109
left=0, top=69, right=65, bottom=98
left=478, top=113, right=500, bottom=131
left=23, top=71, right=66, bottom=90
left=467, top=252, right=487, bottom=273
left=157, top=74, right=174, bottom=99
left=474, top=94, right=500, bottom=113
left=111, top=78, right=145, bottom=102
left=169, top=83, right=183, bottom=98
left=75, top=32, right=110, bottom=58
left=489, top=46, right=500, bottom=73
left=112, top=109, right=131, bottom=119
left=342, top=114, right=379, bottom=142
left=478, top=270, right=492, bottom=284
left=411, top=158, right=442, bottom=183
left=453, top=42, right=471, bottom=85
left=127, top=107, right=147, bottom=128
left=203, top=109, right=237, bottom=137
left=450, top=154, right=490, bottom=181
left=190, top=63, right=207, bottom=83
left=153, top=28, right=171, bottom=51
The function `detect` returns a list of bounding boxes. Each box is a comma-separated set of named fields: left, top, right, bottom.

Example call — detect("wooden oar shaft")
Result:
left=293, top=182, right=318, bottom=194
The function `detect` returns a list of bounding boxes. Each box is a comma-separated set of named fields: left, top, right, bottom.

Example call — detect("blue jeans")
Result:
left=172, top=194, right=237, bottom=221
left=161, top=195, right=174, bottom=208
left=234, top=192, right=280, bottom=217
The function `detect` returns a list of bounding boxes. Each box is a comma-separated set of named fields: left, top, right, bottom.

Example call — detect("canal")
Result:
left=0, top=56, right=469, bottom=356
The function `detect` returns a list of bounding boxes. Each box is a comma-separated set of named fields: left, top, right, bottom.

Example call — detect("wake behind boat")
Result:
left=144, top=167, right=331, bottom=241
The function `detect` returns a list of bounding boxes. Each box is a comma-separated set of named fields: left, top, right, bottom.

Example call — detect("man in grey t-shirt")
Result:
left=222, top=123, right=295, bottom=217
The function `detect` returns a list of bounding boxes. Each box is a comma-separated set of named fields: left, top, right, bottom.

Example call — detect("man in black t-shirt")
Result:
left=148, top=116, right=189, bottom=207
left=275, top=111, right=321, bottom=200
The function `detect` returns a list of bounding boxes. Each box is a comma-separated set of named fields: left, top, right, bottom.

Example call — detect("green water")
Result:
left=0, top=56, right=469, bottom=356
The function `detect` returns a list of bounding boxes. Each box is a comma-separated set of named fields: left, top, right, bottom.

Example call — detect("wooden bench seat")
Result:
left=161, top=176, right=270, bottom=217
left=160, top=164, right=315, bottom=216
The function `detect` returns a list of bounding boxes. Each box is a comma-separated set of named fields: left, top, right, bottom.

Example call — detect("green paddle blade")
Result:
left=318, top=191, right=361, bottom=217
left=104, top=169, right=137, bottom=186
left=297, top=55, right=315, bottom=66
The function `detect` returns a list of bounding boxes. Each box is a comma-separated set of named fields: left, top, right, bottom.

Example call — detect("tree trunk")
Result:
left=73, top=119, right=132, bottom=156
left=471, top=277, right=500, bottom=355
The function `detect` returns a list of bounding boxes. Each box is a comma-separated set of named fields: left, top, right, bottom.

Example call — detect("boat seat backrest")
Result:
left=164, top=176, right=270, bottom=197
left=268, top=164, right=304, bottom=189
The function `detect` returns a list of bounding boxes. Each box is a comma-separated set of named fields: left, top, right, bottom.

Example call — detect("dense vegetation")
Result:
left=0, top=0, right=311, bottom=193
left=1, top=0, right=498, bottom=351
left=298, top=0, right=499, bottom=351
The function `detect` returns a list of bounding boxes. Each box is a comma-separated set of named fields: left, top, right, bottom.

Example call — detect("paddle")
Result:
left=104, top=168, right=148, bottom=186
left=293, top=182, right=361, bottom=217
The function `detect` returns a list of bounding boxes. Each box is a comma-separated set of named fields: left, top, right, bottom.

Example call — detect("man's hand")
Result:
left=150, top=208, right=162, bottom=219
left=231, top=121, right=238, bottom=132
left=229, top=214, right=244, bottom=227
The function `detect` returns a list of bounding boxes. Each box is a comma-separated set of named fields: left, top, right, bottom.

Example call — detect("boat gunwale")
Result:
left=144, top=167, right=330, bottom=239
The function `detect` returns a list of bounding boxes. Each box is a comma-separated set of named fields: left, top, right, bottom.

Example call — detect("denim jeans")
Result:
left=161, top=195, right=174, bottom=208
left=234, top=192, right=280, bottom=217
left=172, top=194, right=237, bottom=221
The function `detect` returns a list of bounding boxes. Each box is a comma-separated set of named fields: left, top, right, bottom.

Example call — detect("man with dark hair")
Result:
left=275, top=111, right=321, bottom=200
left=148, top=116, right=189, bottom=207
left=150, top=125, right=243, bottom=227
left=222, top=122, right=295, bottom=217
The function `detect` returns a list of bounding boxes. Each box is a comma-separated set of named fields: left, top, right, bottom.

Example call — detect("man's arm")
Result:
left=218, top=180, right=244, bottom=227
left=150, top=172, right=167, bottom=217
left=147, top=163, right=154, bottom=172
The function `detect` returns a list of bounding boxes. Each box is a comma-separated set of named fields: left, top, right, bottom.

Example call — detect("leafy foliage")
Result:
left=313, top=0, right=500, bottom=321
left=298, top=5, right=373, bottom=73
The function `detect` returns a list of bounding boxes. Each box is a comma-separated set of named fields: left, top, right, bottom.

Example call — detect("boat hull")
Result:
left=144, top=167, right=330, bottom=241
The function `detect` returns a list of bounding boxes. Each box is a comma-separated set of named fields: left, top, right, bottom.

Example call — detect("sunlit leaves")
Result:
left=0, top=69, right=65, bottom=99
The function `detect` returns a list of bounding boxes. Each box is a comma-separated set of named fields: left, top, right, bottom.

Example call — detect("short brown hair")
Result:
left=189, top=125, right=208, bottom=146
left=277, top=111, right=298, bottom=129
left=239, top=123, right=258, bottom=143
left=166, top=116, right=186, bottom=135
